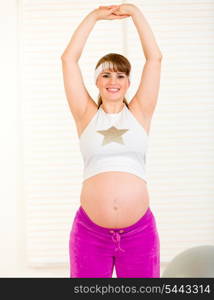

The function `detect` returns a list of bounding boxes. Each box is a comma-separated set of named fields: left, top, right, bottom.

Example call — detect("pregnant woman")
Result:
left=61, top=3, right=162, bottom=278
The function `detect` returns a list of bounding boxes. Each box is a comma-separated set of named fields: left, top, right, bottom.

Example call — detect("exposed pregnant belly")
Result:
left=80, top=172, right=150, bottom=229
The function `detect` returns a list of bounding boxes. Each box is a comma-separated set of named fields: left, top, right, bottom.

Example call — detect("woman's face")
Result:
left=96, top=69, right=130, bottom=100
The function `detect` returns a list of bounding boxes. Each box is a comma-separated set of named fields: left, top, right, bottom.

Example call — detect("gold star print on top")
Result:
left=96, top=126, right=129, bottom=146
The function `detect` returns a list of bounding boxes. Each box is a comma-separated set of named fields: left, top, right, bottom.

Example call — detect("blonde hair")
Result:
left=95, top=53, right=131, bottom=109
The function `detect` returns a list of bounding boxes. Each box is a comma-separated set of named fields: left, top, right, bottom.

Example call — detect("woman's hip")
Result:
left=69, top=205, right=159, bottom=243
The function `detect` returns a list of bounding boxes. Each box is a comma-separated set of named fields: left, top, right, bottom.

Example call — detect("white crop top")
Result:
left=79, top=103, right=149, bottom=184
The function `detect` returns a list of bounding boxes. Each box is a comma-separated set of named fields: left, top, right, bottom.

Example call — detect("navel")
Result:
left=113, top=198, right=119, bottom=210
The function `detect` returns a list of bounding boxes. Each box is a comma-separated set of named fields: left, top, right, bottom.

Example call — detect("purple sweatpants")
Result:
left=69, top=206, right=160, bottom=278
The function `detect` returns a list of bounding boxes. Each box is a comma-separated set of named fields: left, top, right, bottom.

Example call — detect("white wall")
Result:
left=0, top=0, right=18, bottom=277
left=0, top=0, right=66, bottom=277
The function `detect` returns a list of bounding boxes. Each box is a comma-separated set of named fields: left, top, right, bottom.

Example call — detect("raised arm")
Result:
left=61, top=10, right=98, bottom=123
left=115, top=4, right=163, bottom=118
left=61, top=6, right=129, bottom=123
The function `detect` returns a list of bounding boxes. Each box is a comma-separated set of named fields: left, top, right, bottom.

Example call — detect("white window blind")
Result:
left=20, top=0, right=214, bottom=270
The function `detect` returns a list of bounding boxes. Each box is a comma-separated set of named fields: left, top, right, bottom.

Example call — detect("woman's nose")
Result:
left=109, top=77, right=117, bottom=83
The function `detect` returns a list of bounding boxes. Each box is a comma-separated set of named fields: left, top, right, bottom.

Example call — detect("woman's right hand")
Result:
left=93, top=5, right=130, bottom=21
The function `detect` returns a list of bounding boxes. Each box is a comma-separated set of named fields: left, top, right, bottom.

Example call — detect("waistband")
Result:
left=77, top=205, right=153, bottom=235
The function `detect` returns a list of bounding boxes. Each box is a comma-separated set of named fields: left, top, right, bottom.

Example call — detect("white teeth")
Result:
left=107, top=88, right=119, bottom=91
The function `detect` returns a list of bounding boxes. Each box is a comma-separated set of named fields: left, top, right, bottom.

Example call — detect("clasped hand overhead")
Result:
left=94, top=3, right=137, bottom=21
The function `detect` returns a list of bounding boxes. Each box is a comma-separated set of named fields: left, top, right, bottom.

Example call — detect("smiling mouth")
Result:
left=106, top=88, right=120, bottom=93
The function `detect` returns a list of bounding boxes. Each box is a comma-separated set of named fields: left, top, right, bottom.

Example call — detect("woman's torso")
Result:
left=76, top=102, right=152, bottom=229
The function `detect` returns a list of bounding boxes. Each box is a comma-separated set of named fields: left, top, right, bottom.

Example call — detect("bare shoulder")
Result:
left=128, top=98, right=152, bottom=135
left=76, top=98, right=98, bottom=138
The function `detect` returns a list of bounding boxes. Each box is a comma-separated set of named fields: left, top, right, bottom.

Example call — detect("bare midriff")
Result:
left=80, top=171, right=150, bottom=229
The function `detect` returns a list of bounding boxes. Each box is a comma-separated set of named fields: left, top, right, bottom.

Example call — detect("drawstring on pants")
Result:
left=109, top=230, right=125, bottom=253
